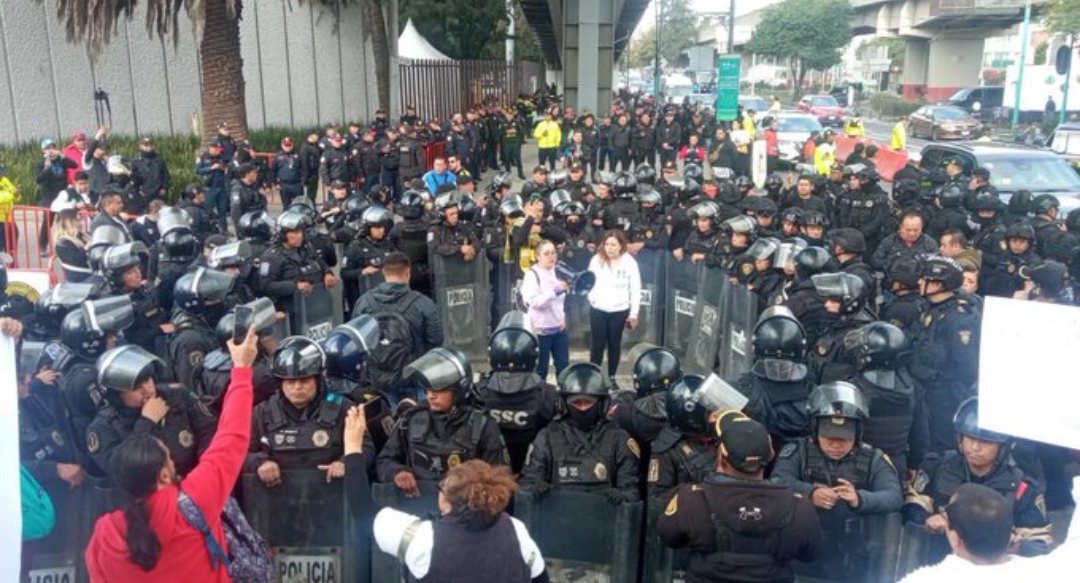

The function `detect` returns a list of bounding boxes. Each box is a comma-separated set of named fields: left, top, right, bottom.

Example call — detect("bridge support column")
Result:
left=926, top=36, right=984, bottom=102
left=561, top=0, right=615, bottom=116
left=901, top=39, right=928, bottom=101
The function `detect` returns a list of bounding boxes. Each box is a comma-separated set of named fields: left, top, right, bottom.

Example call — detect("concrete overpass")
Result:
left=850, top=0, right=1050, bottom=100
left=519, top=0, right=650, bottom=115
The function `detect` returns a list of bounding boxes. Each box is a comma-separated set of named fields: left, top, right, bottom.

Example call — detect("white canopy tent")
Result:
left=398, top=18, right=452, bottom=61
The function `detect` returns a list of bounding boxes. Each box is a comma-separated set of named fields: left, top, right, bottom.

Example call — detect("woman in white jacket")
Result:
left=586, top=230, right=641, bottom=377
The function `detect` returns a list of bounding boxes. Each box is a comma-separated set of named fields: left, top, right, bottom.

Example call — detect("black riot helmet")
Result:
left=734, top=175, right=753, bottom=192
left=557, top=362, right=609, bottom=398
left=679, top=177, right=701, bottom=201
left=664, top=375, right=711, bottom=435
left=277, top=209, right=313, bottom=234
left=101, top=242, right=147, bottom=285
left=919, top=254, right=964, bottom=291
left=764, top=173, right=783, bottom=195
left=285, top=198, right=318, bottom=221
left=613, top=172, right=638, bottom=198
left=629, top=343, right=683, bottom=397
left=553, top=200, right=586, bottom=220
left=1031, top=194, right=1060, bottom=216
left=207, top=240, right=253, bottom=271
left=811, top=272, right=867, bottom=315
left=343, top=196, right=371, bottom=222
left=87, top=225, right=127, bottom=273
left=272, top=336, right=327, bottom=379
left=794, top=246, right=835, bottom=280
left=488, top=311, right=539, bottom=372
left=549, top=189, right=572, bottom=213
left=717, top=179, right=742, bottom=205
left=972, top=190, right=1004, bottom=214
left=173, top=267, right=236, bottom=316
left=489, top=171, right=513, bottom=193
left=893, top=179, right=921, bottom=206
left=887, top=255, right=922, bottom=290
left=399, top=190, right=426, bottom=219
left=238, top=210, right=276, bottom=242
left=1007, top=190, right=1033, bottom=218
left=158, top=206, right=191, bottom=237
left=322, top=315, right=380, bottom=382
left=96, top=345, right=166, bottom=393
left=499, top=194, right=525, bottom=219
left=1004, top=222, right=1036, bottom=243
left=634, top=164, right=657, bottom=186
left=844, top=322, right=909, bottom=371
left=161, top=229, right=199, bottom=262
left=361, top=205, right=394, bottom=236
left=35, top=282, right=97, bottom=337
left=829, top=227, right=866, bottom=255
left=807, top=381, right=869, bottom=442
left=682, top=163, right=704, bottom=183
left=752, top=306, right=806, bottom=362
left=953, top=397, right=1012, bottom=446
left=635, top=189, right=663, bottom=208
left=724, top=215, right=757, bottom=238
left=214, top=298, right=276, bottom=348
left=61, top=296, right=134, bottom=359
left=936, top=183, right=965, bottom=209
left=549, top=169, right=570, bottom=188
left=403, top=347, right=474, bottom=397
left=688, top=200, right=721, bottom=227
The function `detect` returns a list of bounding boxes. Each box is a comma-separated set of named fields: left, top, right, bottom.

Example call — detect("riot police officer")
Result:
left=602, top=172, right=639, bottom=231
left=630, top=189, right=669, bottom=251
left=771, top=382, right=902, bottom=580
left=429, top=191, right=481, bottom=260
left=908, top=255, right=980, bottom=452
left=737, top=306, right=813, bottom=451
left=196, top=303, right=279, bottom=415
left=229, top=163, right=266, bottom=233
left=285, top=198, right=338, bottom=268
left=342, top=205, right=394, bottom=317
left=389, top=190, right=433, bottom=297
left=238, top=210, right=276, bottom=262
left=472, top=312, right=559, bottom=474
left=740, top=237, right=785, bottom=309
left=246, top=337, right=370, bottom=487
left=844, top=321, right=926, bottom=478
left=521, top=363, right=640, bottom=503
left=829, top=227, right=876, bottom=309
left=904, top=397, right=1052, bottom=557
left=675, top=201, right=721, bottom=264
left=151, top=208, right=200, bottom=313
left=784, top=246, right=835, bottom=345
left=169, top=267, right=234, bottom=389
left=18, top=342, right=88, bottom=490
left=28, top=282, right=97, bottom=343
left=87, top=345, right=217, bottom=479
left=970, top=190, right=1008, bottom=260
left=1030, top=194, right=1076, bottom=261
left=880, top=255, right=929, bottom=340
left=258, top=210, right=336, bottom=325
left=609, top=343, right=683, bottom=453
left=377, top=348, right=507, bottom=493
left=927, top=182, right=973, bottom=241
left=177, top=184, right=218, bottom=243
left=647, top=375, right=719, bottom=501
left=101, top=242, right=170, bottom=353
left=834, top=165, right=891, bottom=257
left=207, top=240, right=258, bottom=307
left=807, top=271, right=874, bottom=383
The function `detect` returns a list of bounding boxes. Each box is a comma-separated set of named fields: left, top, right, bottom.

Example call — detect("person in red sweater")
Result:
left=677, top=133, right=707, bottom=167
left=62, top=131, right=89, bottom=185
left=85, top=327, right=259, bottom=582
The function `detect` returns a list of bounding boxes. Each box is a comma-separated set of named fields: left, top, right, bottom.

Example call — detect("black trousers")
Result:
left=589, top=307, right=629, bottom=377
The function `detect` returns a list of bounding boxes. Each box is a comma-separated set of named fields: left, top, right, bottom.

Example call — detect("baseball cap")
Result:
left=140, top=137, right=154, bottom=145
left=715, top=411, right=773, bottom=473
left=217, top=121, right=229, bottom=130
left=330, top=179, right=347, bottom=189
left=208, top=139, right=224, bottom=149
left=72, top=130, right=87, bottom=141
left=533, top=165, right=549, bottom=174
left=40, top=138, right=57, bottom=149
left=817, top=416, right=858, bottom=440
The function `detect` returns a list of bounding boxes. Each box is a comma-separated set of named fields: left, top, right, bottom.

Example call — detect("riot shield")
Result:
left=716, top=282, right=758, bottom=381
left=432, top=253, right=491, bottom=363
left=494, top=260, right=522, bottom=323
left=23, top=475, right=89, bottom=583
left=560, top=241, right=593, bottom=353
left=791, top=511, right=903, bottom=583
left=294, top=283, right=337, bottom=341
left=514, top=489, right=643, bottom=583
left=370, top=481, right=440, bottom=583
left=663, top=256, right=701, bottom=362
left=623, top=248, right=664, bottom=349
left=641, top=496, right=691, bottom=583
left=242, top=470, right=368, bottom=583
left=895, top=522, right=951, bottom=580
left=684, top=267, right=726, bottom=375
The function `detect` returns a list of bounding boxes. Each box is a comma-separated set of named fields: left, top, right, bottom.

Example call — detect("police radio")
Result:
left=554, top=261, right=597, bottom=296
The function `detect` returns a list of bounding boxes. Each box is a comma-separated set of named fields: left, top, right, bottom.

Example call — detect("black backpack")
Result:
left=362, top=291, right=421, bottom=394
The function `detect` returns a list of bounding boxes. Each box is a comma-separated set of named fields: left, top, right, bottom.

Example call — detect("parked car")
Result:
left=797, top=94, right=846, bottom=127
left=946, top=85, right=1004, bottom=118
left=1047, top=121, right=1080, bottom=170
left=908, top=105, right=983, bottom=141
left=774, top=113, right=823, bottom=166
left=919, top=141, right=1080, bottom=216
left=738, top=95, right=769, bottom=123
left=829, top=83, right=864, bottom=107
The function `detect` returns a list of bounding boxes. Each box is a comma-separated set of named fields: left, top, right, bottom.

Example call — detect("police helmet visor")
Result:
left=96, top=345, right=166, bottom=392
left=83, top=296, right=134, bottom=333
left=102, top=242, right=147, bottom=274
left=18, top=341, right=46, bottom=379
left=635, top=190, right=662, bottom=206
left=362, top=205, right=394, bottom=226
left=272, top=337, right=327, bottom=379
left=277, top=210, right=313, bottom=232
left=39, top=282, right=95, bottom=312
left=238, top=297, right=278, bottom=336
left=181, top=267, right=237, bottom=304
left=403, top=347, right=471, bottom=392
left=698, top=373, right=750, bottom=412
left=807, top=382, right=869, bottom=421
left=688, top=201, right=718, bottom=220
left=157, top=207, right=192, bottom=236
left=549, top=169, right=569, bottom=186
left=89, top=225, right=128, bottom=250
left=499, top=198, right=525, bottom=218
left=208, top=241, right=253, bottom=270
left=548, top=189, right=572, bottom=209
left=724, top=215, right=757, bottom=234
left=811, top=272, right=861, bottom=301
left=745, top=237, right=780, bottom=261
left=773, top=240, right=807, bottom=268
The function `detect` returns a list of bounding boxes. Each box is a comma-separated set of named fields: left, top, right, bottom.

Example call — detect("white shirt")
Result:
left=899, top=554, right=1036, bottom=583
left=586, top=253, right=641, bottom=318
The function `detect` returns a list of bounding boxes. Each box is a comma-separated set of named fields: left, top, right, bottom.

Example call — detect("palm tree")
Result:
left=41, top=0, right=393, bottom=143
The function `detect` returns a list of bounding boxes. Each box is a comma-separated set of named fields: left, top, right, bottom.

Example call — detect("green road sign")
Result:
left=717, top=56, right=741, bottom=121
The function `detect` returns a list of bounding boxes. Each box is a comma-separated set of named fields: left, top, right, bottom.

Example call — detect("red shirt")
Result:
left=86, top=368, right=254, bottom=583
left=764, top=129, right=779, bottom=157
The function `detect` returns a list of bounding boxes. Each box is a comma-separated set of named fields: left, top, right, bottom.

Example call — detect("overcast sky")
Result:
left=635, top=0, right=782, bottom=38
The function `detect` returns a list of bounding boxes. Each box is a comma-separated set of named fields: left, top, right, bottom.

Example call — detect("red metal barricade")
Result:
left=424, top=142, right=447, bottom=171
left=4, top=206, right=54, bottom=270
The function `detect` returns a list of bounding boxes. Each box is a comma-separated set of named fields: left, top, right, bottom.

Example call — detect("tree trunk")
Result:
left=364, top=0, right=392, bottom=111
left=200, top=1, right=248, bottom=144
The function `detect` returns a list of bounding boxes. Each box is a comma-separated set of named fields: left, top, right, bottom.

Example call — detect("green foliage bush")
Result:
left=867, top=92, right=925, bottom=119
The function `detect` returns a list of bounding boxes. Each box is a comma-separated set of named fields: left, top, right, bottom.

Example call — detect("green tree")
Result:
left=1048, top=0, right=1080, bottom=38
left=747, top=0, right=853, bottom=94
left=401, top=0, right=510, bottom=60
left=39, top=0, right=364, bottom=143
left=625, top=0, right=699, bottom=69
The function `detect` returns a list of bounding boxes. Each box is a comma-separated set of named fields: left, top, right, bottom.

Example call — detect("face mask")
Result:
left=566, top=400, right=602, bottom=429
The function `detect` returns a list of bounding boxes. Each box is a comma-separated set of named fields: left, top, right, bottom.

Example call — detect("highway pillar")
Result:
left=926, top=36, right=985, bottom=102
left=561, top=0, right=615, bottom=116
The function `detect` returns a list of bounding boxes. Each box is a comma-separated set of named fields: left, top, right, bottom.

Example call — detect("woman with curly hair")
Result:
left=372, top=459, right=550, bottom=582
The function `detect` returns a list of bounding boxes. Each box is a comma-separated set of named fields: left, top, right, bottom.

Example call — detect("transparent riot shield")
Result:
left=23, top=475, right=89, bottom=583
left=716, top=282, right=759, bottom=381
left=663, top=257, right=701, bottom=361
left=895, top=522, right=951, bottom=581
left=684, top=267, right=726, bottom=375
left=495, top=260, right=522, bottom=323
left=294, top=284, right=337, bottom=341
left=560, top=241, right=593, bottom=353
left=242, top=470, right=368, bottom=583
left=514, top=489, right=643, bottom=583
left=792, top=512, right=904, bottom=583
left=370, top=481, right=441, bottom=583
left=623, top=248, right=664, bottom=349
left=432, top=253, right=491, bottom=364
left=641, top=496, right=690, bottom=583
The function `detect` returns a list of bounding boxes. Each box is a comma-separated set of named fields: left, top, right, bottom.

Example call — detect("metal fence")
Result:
left=399, top=60, right=545, bottom=121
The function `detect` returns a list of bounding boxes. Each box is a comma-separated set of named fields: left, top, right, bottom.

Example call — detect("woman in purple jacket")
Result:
left=519, top=239, right=569, bottom=380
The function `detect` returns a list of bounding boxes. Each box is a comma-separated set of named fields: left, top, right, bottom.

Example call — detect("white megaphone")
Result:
left=555, top=261, right=597, bottom=296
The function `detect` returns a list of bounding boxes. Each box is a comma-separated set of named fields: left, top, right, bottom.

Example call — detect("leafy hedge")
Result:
left=0, top=126, right=321, bottom=205
left=867, top=92, right=926, bottom=119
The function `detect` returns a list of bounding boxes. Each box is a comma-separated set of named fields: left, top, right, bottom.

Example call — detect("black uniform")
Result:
left=807, top=311, right=874, bottom=384
left=429, top=221, right=481, bottom=258
left=658, top=473, right=824, bottom=583
left=319, top=144, right=353, bottom=186
left=647, top=427, right=716, bottom=501
left=834, top=187, right=892, bottom=256
left=245, top=391, right=372, bottom=473
left=168, top=310, right=219, bottom=390
left=880, top=292, right=930, bottom=341
left=869, top=233, right=939, bottom=272
left=228, top=179, right=266, bottom=233
left=195, top=348, right=278, bottom=415
left=258, top=242, right=331, bottom=316
left=19, top=376, right=85, bottom=479
left=849, top=370, right=927, bottom=477
left=272, top=149, right=305, bottom=208
left=737, top=364, right=813, bottom=452
left=520, top=417, right=641, bottom=503
left=472, top=371, right=559, bottom=474
left=341, top=235, right=392, bottom=318
left=908, top=295, right=980, bottom=452
left=130, top=151, right=171, bottom=204
left=376, top=405, right=508, bottom=481
left=389, top=219, right=433, bottom=296
left=609, top=392, right=669, bottom=445
left=86, top=388, right=217, bottom=479
left=124, top=286, right=169, bottom=354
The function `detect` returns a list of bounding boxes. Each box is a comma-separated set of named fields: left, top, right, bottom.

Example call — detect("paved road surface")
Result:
left=861, top=118, right=930, bottom=157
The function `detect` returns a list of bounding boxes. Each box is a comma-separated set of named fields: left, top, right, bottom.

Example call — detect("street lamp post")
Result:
left=1012, top=0, right=1032, bottom=129
left=654, top=0, right=663, bottom=97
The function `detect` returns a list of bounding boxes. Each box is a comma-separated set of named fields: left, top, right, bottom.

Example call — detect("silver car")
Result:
left=774, top=113, right=823, bottom=165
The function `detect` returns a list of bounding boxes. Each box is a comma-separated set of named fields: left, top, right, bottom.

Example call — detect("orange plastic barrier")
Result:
left=831, top=135, right=908, bottom=182
left=4, top=206, right=53, bottom=270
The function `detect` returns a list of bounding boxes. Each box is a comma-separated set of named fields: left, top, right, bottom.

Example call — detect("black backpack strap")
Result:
left=393, top=290, right=422, bottom=314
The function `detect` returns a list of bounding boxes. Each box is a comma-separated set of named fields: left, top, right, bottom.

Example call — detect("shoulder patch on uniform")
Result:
left=87, top=431, right=100, bottom=454
left=648, top=458, right=660, bottom=483
left=880, top=452, right=895, bottom=470
left=779, top=442, right=797, bottom=459
left=958, top=329, right=972, bottom=345
left=178, top=430, right=194, bottom=448
left=189, top=351, right=205, bottom=367
left=664, top=494, right=678, bottom=516
left=627, top=438, right=641, bottom=459
left=259, top=262, right=271, bottom=277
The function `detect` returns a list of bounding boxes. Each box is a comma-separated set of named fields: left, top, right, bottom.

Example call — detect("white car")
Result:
left=774, top=113, right=823, bottom=165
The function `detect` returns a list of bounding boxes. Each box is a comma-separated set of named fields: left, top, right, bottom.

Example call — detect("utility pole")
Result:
left=728, top=0, right=736, bottom=54
left=506, top=0, right=515, bottom=63
left=654, top=0, right=663, bottom=97
left=1061, top=36, right=1073, bottom=126
left=1012, top=0, right=1032, bottom=129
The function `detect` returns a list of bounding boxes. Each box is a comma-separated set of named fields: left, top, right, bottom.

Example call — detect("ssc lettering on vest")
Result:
left=29, top=567, right=75, bottom=583
left=488, top=409, right=531, bottom=427
left=275, top=553, right=340, bottom=583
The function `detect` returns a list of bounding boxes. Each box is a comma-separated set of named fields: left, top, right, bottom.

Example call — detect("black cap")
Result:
left=973, top=167, right=990, bottom=180
left=330, top=179, right=347, bottom=189
left=715, top=411, right=773, bottom=473
left=817, top=416, right=858, bottom=440
left=216, top=121, right=229, bottom=130
left=457, top=174, right=474, bottom=185
left=533, top=164, right=549, bottom=174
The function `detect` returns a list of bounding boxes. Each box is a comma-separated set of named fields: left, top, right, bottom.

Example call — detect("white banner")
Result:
left=0, top=334, right=22, bottom=581
left=751, top=139, right=768, bottom=189
left=978, top=297, right=1080, bottom=448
